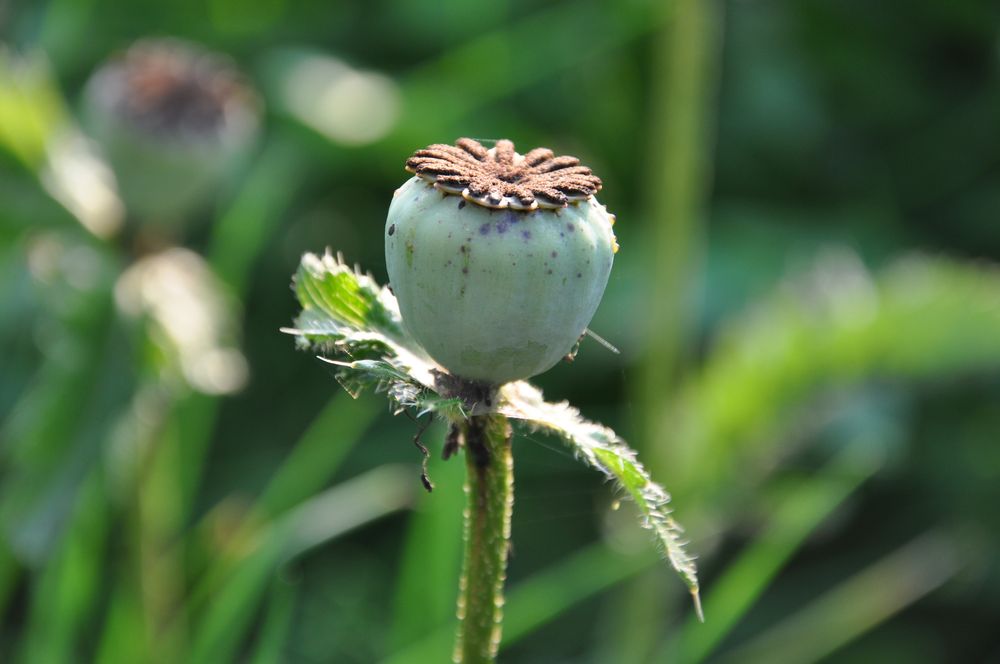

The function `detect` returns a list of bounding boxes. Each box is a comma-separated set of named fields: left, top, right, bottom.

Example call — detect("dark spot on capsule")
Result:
left=479, top=223, right=490, bottom=236
left=546, top=269, right=553, bottom=275
left=498, top=211, right=517, bottom=233
left=460, top=245, right=467, bottom=253
left=576, top=272, right=582, bottom=278
left=566, top=223, right=575, bottom=232
left=560, top=232, right=565, bottom=238
left=458, top=200, right=466, bottom=209
left=446, top=260, right=453, bottom=267
left=462, top=267, right=469, bottom=275
left=388, top=224, right=395, bottom=236
left=551, top=251, right=558, bottom=258
left=521, top=230, right=531, bottom=240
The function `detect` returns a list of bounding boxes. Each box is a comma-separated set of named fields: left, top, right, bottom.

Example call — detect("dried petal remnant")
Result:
left=405, top=138, right=603, bottom=210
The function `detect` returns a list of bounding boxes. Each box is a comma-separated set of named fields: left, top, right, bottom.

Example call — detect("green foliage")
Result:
left=3, top=0, right=1000, bottom=661
left=668, top=253, right=1000, bottom=505
left=286, top=252, right=701, bottom=606
left=500, top=381, right=701, bottom=608
left=288, top=251, right=462, bottom=417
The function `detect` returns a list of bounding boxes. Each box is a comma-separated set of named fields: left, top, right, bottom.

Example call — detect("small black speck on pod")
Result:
left=546, top=269, right=553, bottom=275
left=521, top=230, right=531, bottom=240
left=458, top=199, right=466, bottom=209
left=462, top=267, right=469, bottom=274
left=576, top=272, right=582, bottom=278
left=566, top=223, right=575, bottom=232
left=388, top=224, right=395, bottom=236
left=460, top=245, right=468, bottom=253
left=479, top=223, right=490, bottom=236
left=551, top=251, right=557, bottom=258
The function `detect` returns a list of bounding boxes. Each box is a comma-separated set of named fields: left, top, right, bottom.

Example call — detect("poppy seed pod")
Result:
left=385, top=138, right=618, bottom=386
left=83, top=38, right=259, bottom=223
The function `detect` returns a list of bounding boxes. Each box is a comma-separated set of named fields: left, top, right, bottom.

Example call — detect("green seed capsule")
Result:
left=385, top=138, right=617, bottom=385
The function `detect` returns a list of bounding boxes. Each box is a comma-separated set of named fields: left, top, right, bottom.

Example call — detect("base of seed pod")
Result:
left=433, top=369, right=499, bottom=412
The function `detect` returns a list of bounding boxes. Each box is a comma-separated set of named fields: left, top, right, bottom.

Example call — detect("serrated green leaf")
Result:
left=285, top=252, right=445, bottom=415
left=499, top=381, right=702, bottom=616
left=286, top=251, right=701, bottom=610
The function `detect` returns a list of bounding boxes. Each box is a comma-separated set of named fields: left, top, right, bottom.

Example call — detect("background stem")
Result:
left=454, top=414, right=513, bottom=663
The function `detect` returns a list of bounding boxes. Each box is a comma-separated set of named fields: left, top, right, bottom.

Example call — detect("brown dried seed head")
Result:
left=404, top=138, right=602, bottom=210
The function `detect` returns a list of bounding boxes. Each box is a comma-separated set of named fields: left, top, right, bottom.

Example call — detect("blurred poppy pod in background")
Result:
left=82, top=38, right=260, bottom=227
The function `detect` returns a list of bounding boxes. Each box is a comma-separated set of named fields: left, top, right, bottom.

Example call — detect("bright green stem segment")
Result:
left=454, top=414, right=513, bottom=663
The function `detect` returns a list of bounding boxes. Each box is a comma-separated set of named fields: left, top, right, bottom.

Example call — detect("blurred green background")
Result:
left=3, top=0, right=1000, bottom=662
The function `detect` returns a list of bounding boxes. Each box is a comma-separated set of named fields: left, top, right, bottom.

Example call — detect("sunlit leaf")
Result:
left=500, top=381, right=701, bottom=615
left=285, top=251, right=701, bottom=608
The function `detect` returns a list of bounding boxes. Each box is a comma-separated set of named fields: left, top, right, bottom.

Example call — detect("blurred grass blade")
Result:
left=500, top=381, right=701, bottom=614
left=19, top=474, right=108, bottom=664
left=189, top=464, right=416, bottom=664
left=667, top=253, right=1000, bottom=504
left=671, top=436, right=885, bottom=663
left=175, top=390, right=379, bottom=626
left=718, top=530, right=964, bottom=664
left=637, top=0, right=722, bottom=424
left=0, top=542, right=16, bottom=619
left=502, top=545, right=658, bottom=645
left=257, top=392, right=380, bottom=517
left=1, top=299, right=132, bottom=563
left=382, top=543, right=659, bottom=664
left=248, top=578, right=297, bottom=664
left=389, top=426, right=466, bottom=650
left=94, top=572, right=148, bottom=664
left=208, top=137, right=304, bottom=294
left=389, top=0, right=659, bottom=149
left=0, top=50, right=66, bottom=169
left=0, top=51, right=122, bottom=237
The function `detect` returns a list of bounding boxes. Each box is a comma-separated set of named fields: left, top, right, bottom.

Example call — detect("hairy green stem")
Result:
left=454, top=414, right=513, bottom=663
